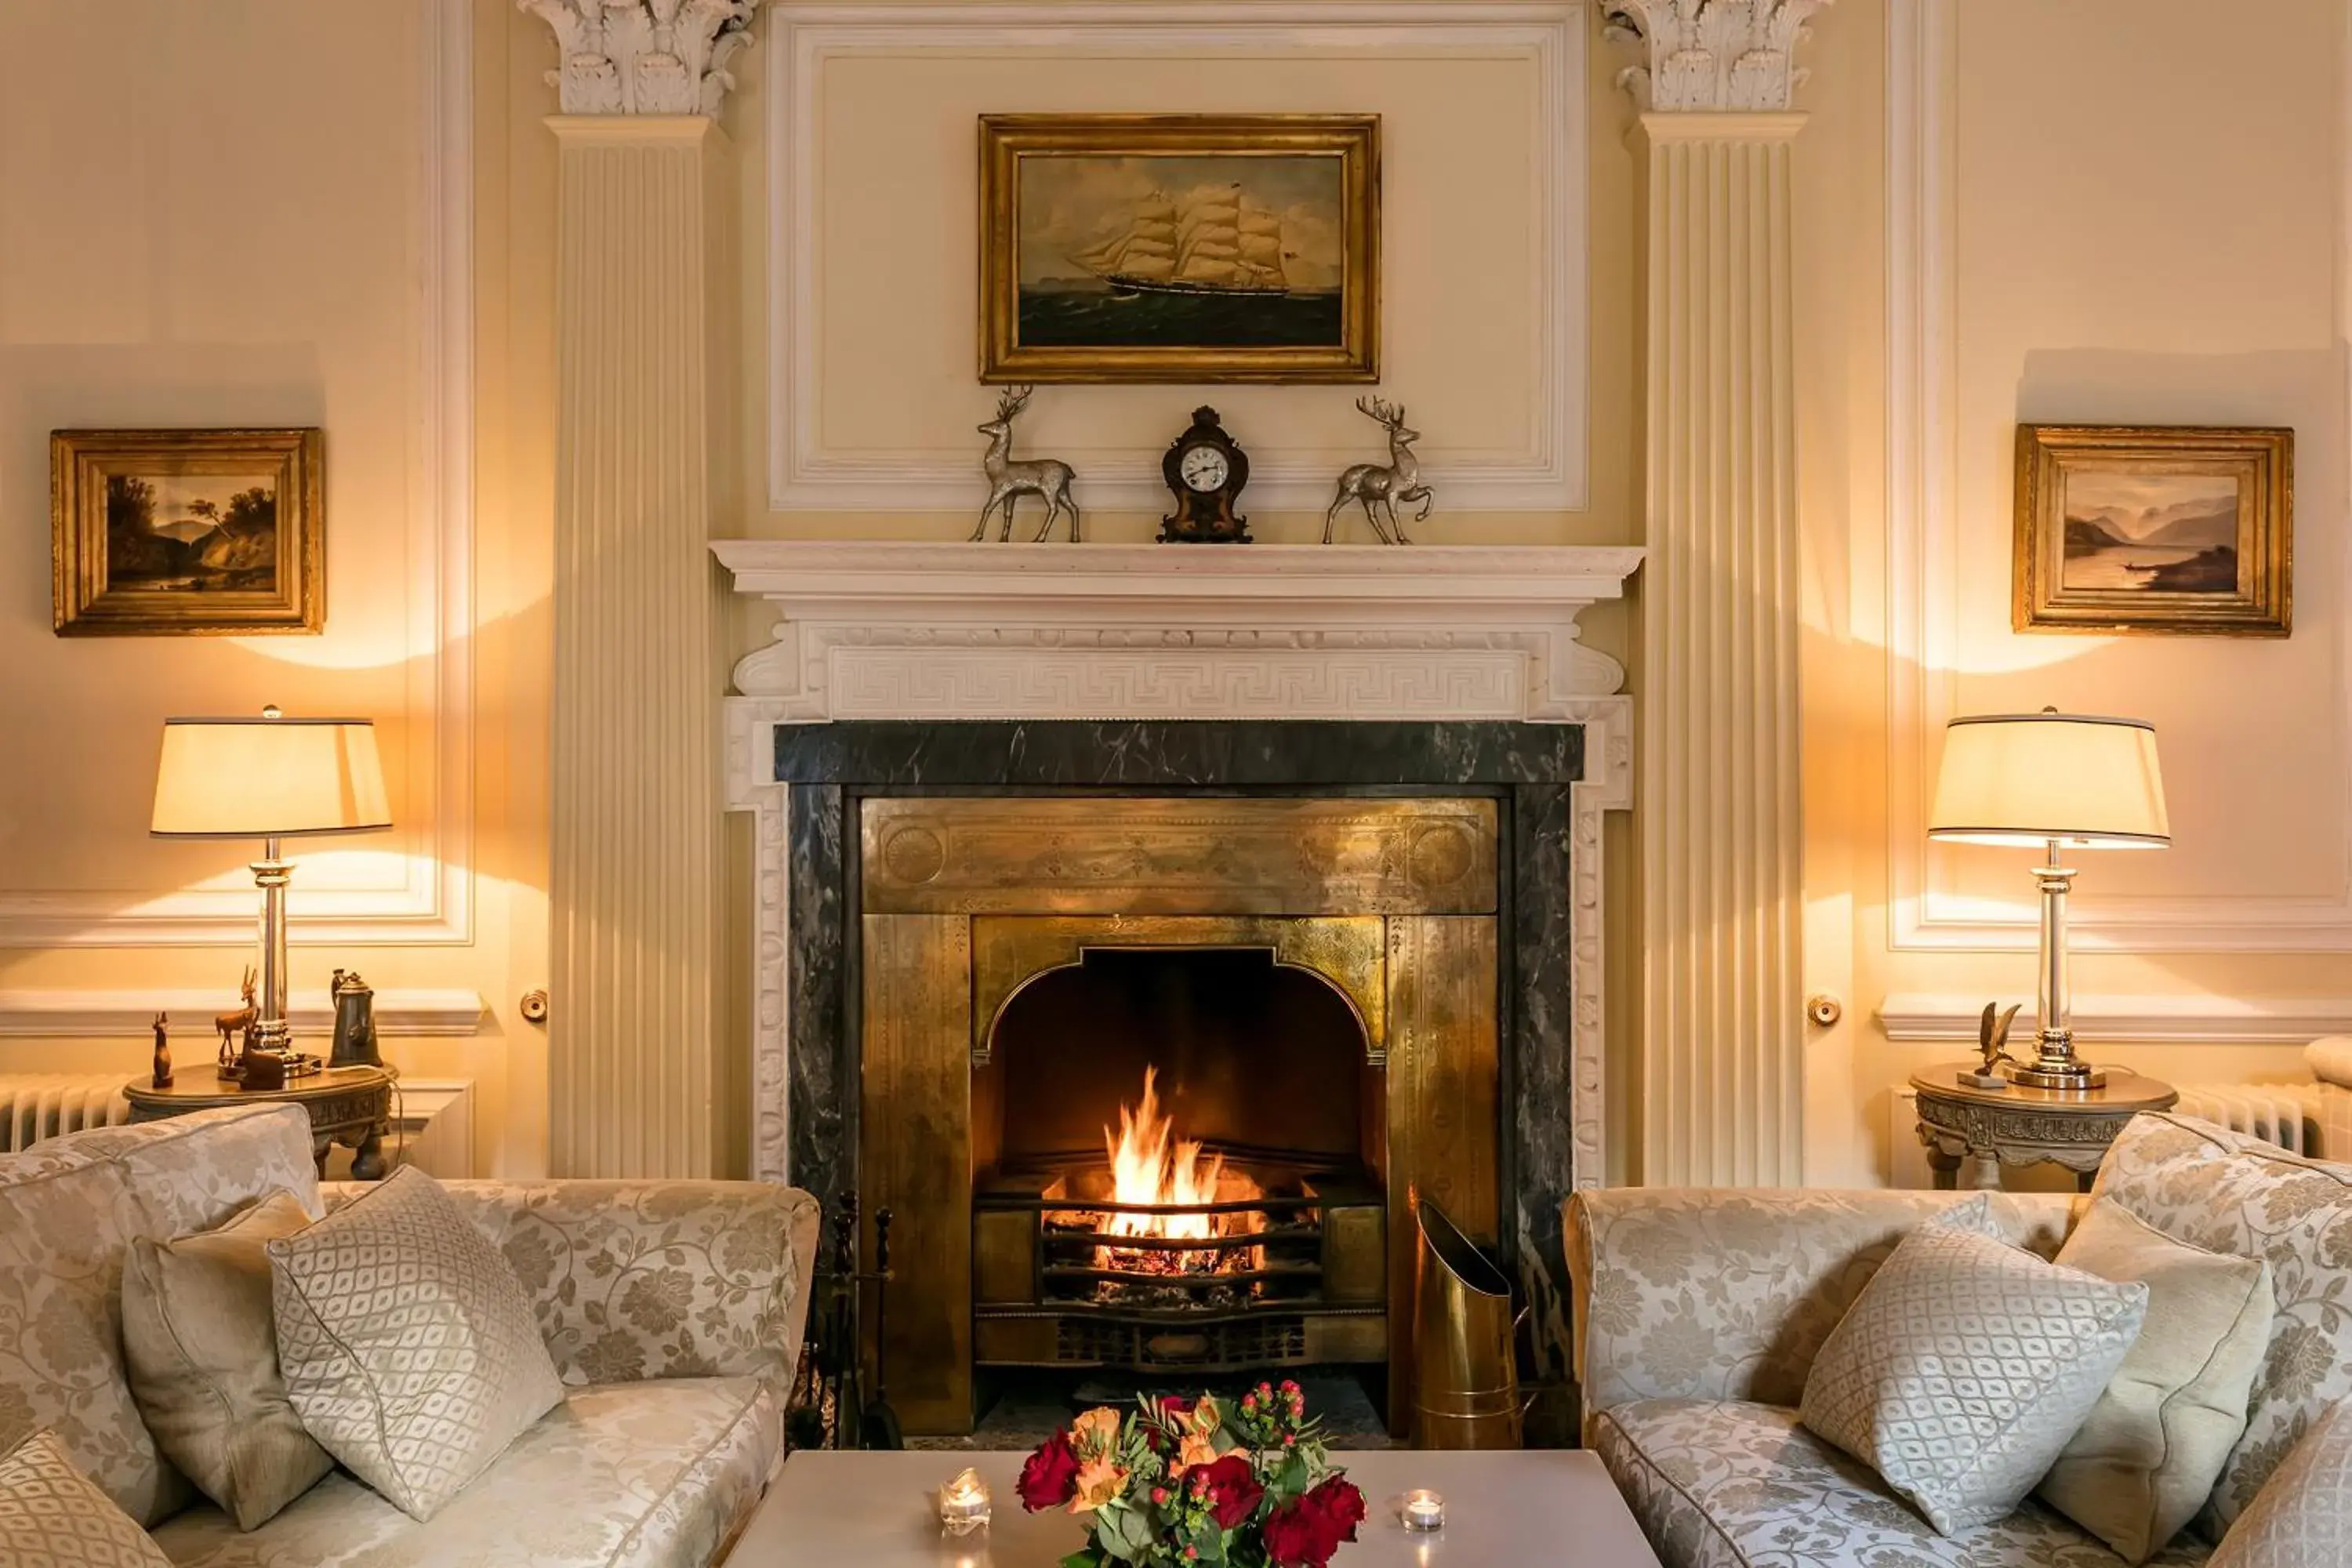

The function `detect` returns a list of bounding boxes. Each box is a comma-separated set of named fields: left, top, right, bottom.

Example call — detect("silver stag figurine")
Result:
left=1323, top=396, right=1431, bottom=545
left=972, top=385, right=1080, bottom=543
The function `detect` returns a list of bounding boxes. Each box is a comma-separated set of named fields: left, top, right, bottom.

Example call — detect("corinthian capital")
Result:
left=520, top=0, right=755, bottom=118
left=1606, top=0, right=1833, bottom=113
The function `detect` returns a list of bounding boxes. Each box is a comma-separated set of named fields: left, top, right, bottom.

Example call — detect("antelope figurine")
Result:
left=971, top=385, right=1081, bottom=543
left=215, top=966, right=257, bottom=1071
left=1324, top=396, right=1432, bottom=545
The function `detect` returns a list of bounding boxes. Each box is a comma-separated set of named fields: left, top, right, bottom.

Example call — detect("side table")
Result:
left=1911, top=1064, right=2176, bottom=1192
left=125, top=1063, right=398, bottom=1179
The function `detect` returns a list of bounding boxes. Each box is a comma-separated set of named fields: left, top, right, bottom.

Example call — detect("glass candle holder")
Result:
left=938, top=1468, right=991, bottom=1536
left=1403, top=1489, right=1445, bottom=1532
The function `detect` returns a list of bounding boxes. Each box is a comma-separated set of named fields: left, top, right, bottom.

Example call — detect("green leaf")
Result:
left=1095, top=1513, right=1137, bottom=1562
left=1060, top=1551, right=1102, bottom=1568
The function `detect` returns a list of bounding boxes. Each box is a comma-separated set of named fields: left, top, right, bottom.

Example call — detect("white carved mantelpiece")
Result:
left=519, top=0, right=753, bottom=116
left=1606, top=0, right=1831, bottom=111
left=714, top=540, right=1643, bottom=1190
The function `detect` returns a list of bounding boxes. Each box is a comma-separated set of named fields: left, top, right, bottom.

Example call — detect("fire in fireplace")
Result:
left=973, top=957, right=1388, bottom=1382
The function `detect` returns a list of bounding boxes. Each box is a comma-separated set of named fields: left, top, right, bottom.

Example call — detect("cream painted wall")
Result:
left=1796, top=0, right=2349, bottom=1186
left=0, top=0, right=557, bottom=1178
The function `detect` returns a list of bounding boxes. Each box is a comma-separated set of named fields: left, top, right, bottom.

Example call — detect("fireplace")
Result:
left=972, top=945, right=1391, bottom=1380
left=720, top=542, right=1639, bottom=1445
left=857, top=794, right=1497, bottom=1436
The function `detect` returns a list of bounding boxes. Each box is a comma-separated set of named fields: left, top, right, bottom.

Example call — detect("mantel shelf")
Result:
left=710, top=540, right=1645, bottom=614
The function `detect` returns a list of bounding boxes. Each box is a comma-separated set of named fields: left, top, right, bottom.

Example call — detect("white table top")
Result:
left=731, top=1449, right=1663, bottom=1567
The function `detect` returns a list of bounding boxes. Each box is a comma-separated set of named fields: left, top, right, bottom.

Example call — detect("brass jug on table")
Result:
left=1410, top=1196, right=1525, bottom=1449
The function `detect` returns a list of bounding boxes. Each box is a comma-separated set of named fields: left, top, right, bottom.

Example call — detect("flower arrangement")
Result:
left=1016, top=1380, right=1369, bottom=1568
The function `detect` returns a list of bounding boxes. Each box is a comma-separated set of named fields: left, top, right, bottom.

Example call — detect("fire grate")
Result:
left=972, top=1162, right=1387, bottom=1374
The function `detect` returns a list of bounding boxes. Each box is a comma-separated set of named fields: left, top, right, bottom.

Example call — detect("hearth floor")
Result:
left=904, top=1367, right=1404, bottom=1452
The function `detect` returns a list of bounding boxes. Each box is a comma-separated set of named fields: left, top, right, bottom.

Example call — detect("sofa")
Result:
left=0, top=1102, right=821, bottom=1567
left=1566, top=1112, right=2352, bottom=1568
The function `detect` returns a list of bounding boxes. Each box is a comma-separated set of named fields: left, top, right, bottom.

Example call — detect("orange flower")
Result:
left=1171, top=1399, right=1221, bottom=1473
left=1069, top=1454, right=1130, bottom=1514
left=1070, top=1406, right=1123, bottom=1459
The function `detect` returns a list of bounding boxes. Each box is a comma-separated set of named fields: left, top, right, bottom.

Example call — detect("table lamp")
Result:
left=151, top=706, right=391, bottom=1065
left=1927, top=708, right=2168, bottom=1089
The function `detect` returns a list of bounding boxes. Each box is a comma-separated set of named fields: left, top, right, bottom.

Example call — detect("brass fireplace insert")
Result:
left=858, top=796, right=1500, bottom=1436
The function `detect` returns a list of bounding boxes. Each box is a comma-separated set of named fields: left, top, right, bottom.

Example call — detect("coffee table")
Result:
left=729, top=1449, right=1663, bottom=1566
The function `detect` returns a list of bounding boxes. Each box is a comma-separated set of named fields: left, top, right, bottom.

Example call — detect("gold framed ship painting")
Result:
left=51, top=427, right=324, bottom=636
left=978, top=114, right=1380, bottom=383
left=2014, top=424, right=2292, bottom=637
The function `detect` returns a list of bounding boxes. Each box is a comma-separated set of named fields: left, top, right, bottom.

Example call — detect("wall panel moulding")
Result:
left=1882, top=0, right=2352, bottom=956
left=765, top=2, right=1590, bottom=513
left=0, top=0, right=477, bottom=950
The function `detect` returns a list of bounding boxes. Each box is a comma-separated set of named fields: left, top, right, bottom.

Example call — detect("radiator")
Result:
left=2172, top=1083, right=2323, bottom=1159
left=0, top=1074, right=132, bottom=1154
left=1889, top=1081, right=2327, bottom=1188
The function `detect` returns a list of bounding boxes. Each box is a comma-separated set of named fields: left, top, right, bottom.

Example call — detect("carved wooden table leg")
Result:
left=351, top=1129, right=387, bottom=1181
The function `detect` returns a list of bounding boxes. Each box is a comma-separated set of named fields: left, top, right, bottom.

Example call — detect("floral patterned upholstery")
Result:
left=2090, top=1112, right=2352, bottom=1534
left=323, top=1178, right=822, bottom=1395
left=1594, top=1398, right=2210, bottom=1568
left=1565, top=1187, right=2080, bottom=1418
left=5, top=1109, right=820, bottom=1565
left=151, top=1376, right=780, bottom=1568
left=0, top=1106, right=321, bottom=1526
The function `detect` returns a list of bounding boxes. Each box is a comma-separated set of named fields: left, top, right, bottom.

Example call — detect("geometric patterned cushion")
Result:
left=268, top=1167, right=563, bottom=1521
left=1800, top=1210, right=2151, bottom=1536
left=2092, top=1112, right=2352, bottom=1535
left=0, top=1428, right=172, bottom=1568
left=2208, top=1397, right=2352, bottom=1568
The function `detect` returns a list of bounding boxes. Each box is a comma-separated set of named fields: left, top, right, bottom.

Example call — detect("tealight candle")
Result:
left=1403, top=1490, right=1445, bottom=1532
left=938, top=1468, right=991, bottom=1536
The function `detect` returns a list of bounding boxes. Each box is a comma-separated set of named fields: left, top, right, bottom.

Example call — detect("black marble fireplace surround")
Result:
left=778, top=719, right=1587, bottom=1436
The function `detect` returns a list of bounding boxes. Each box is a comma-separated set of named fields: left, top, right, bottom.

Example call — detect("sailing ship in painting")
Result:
left=1066, top=183, right=1294, bottom=299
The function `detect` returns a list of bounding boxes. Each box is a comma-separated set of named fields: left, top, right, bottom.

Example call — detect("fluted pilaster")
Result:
left=1637, top=112, right=1806, bottom=1185
left=548, top=117, right=723, bottom=1177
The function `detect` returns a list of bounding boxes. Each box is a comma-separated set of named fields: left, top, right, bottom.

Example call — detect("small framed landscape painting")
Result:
left=978, top=114, right=1380, bottom=383
left=51, top=427, right=324, bottom=636
left=2013, top=424, right=2292, bottom=637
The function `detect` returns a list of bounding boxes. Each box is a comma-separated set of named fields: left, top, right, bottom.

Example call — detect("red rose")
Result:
left=1193, top=1453, right=1264, bottom=1530
left=1158, top=1396, right=1195, bottom=1420
left=1261, top=1500, right=1332, bottom=1568
left=1263, top=1477, right=1367, bottom=1567
left=1016, top=1430, right=1080, bottom=1512
left=1303, top=1476, right=1367, bottom=1544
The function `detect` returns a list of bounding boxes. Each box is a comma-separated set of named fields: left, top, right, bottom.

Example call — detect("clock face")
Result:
left=1179, top=445, right=1231, bottom=493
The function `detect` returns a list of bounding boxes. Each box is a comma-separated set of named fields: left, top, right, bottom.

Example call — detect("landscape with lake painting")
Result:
left=2060, top=469, right=2243, bottom=593
left=1016, top=154, right=1345, bottom=349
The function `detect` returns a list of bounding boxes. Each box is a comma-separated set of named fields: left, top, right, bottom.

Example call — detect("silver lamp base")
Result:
left=2007, top=1055, right=2107, bottom=1091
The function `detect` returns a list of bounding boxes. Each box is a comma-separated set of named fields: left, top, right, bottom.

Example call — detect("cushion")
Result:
left=2092, top=1111, right=2352, bottom=1532
left=0, top=1428, right=172, bottom=1568
left=2208, top=1396, right=2352, bottom=1568
left=268, top=1166, right=564, bottom=1521
left=151, top=1377, right=782, bottom=1568
left=122, top=1190, right=333, bottom=1530
left=2038, top=1198, right=2274, bottom=1563
left=1592, top=1397, right=2211, bottom=1568
left=1798, top=1208, right=2149, bottom=1535
left=0, top=1105, right=322, bottom=1527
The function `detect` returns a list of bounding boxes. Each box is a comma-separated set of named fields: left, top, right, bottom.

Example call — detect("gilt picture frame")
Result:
left=51, top=427, right=325, bottom=636
left=978, top=114, right=1381, bottom=384
left=2013, top=423, right=2292, bottom=637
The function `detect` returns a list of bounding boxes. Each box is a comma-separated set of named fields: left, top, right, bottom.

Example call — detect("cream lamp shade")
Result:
left=151, top=711, right=391, bottom=839
left=1926, top=710, right=2169, bottom=851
